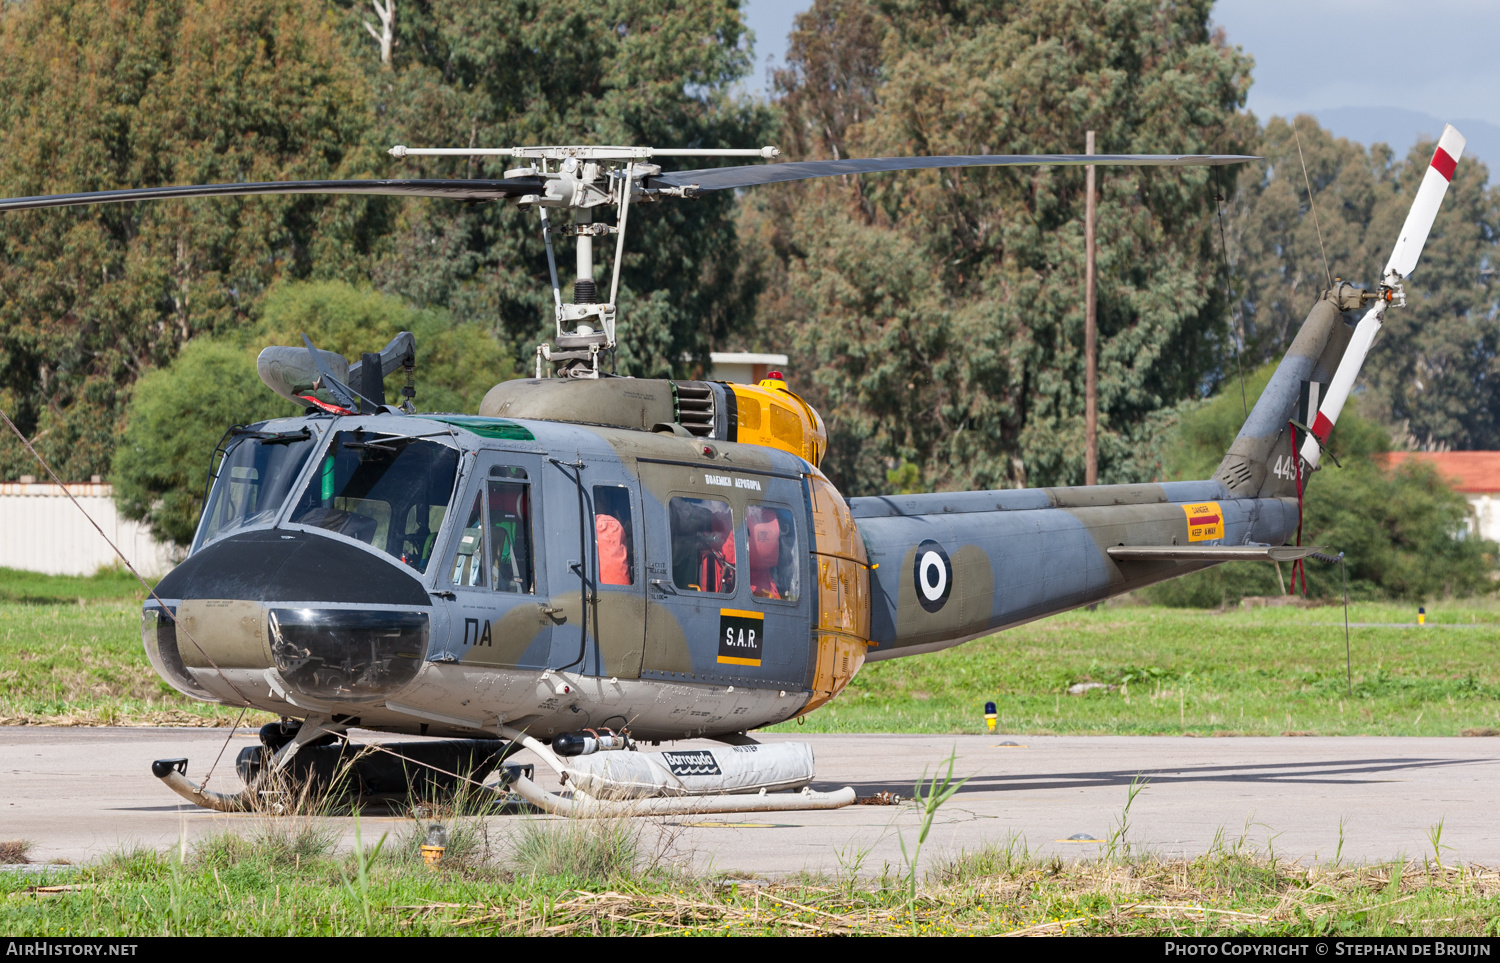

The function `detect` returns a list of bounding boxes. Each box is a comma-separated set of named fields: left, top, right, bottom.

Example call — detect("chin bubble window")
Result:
left=746, top=503, right=798, bottom=601
left=669, top=496, right=735, bottom=594
left=593, top=486, right=634, bottom=586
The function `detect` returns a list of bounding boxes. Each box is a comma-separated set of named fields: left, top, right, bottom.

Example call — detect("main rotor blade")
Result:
left=0, top=177, right=546, bottom=212
left=648, top=153, right=1259, bottom=192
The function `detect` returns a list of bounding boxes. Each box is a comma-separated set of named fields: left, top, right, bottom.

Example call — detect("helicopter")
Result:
left=0, top=126, right=1466, bottom=814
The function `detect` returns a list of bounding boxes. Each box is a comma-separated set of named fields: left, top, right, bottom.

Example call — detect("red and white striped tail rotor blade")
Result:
left=1385, top=124, right=1466, bottom=280
left=1299, top=303, right=1384, bottom=467
left=1298, top=124, right=1465, bottom=470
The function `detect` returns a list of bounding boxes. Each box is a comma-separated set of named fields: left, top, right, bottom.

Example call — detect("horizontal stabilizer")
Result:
left=1108, top=545, right=1330, bottom=562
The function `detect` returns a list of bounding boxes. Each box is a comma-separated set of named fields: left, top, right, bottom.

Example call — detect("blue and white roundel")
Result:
left=913, top=539, right=953, bottom=613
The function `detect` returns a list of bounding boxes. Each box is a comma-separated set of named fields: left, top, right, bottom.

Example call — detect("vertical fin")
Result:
left=1213, top=298, right=1346, bottom=499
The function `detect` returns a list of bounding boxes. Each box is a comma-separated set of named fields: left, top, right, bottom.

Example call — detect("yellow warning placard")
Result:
left=1181, top=502, right=1224, bottom=542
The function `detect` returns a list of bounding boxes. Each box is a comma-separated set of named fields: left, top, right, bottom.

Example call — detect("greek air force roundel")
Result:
left=914, top=539, right=953, bottom=613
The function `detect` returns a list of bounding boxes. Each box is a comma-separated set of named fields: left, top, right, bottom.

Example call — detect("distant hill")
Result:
left=1312, top=106, right=1500, bottom=181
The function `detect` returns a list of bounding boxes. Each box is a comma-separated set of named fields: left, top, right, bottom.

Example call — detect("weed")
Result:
left=1427, top=818, right=1453, bottom=871
left=166, top=826, right=186, bottom=935
left=509, top=813, right=640, bottom=883
left=0, top=840, right=30, bottom=864
left=94, top=846, right=169, bottom=882
left=897, top=747, right=968, bottom=933
left=339, top=816, right=388, bottom=934
left=929, top=832, right=1031, bottom=885
left=1104, top=773, right=1149, bottom=861
left=834, top=836, right=876, bottom=894
left=396, top=781, right=499, bottom=869
left=192, top=819, right=340, bottom=871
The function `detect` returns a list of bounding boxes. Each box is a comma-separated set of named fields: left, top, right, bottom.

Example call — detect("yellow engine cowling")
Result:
left=726, top=376, right=827, bottom=467
left=723, top=374, right=864, bottom=713
left=800, top=471, right=870, bottom=716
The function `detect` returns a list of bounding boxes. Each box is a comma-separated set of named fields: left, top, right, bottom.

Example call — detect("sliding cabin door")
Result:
left=637, top=460, right=812, bottom=690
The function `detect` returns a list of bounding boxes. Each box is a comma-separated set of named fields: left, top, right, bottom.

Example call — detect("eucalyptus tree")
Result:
left=758, top=0, right=1254, bottom=494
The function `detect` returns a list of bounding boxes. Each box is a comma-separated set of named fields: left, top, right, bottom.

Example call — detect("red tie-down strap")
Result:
left=1288, top=421, right=1307, bottom=596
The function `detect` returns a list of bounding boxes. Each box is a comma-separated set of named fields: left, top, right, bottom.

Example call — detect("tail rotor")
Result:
left=1298, top=124, right=1466, bottom=469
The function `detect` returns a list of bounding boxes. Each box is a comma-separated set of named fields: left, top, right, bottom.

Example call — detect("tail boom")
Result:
left=852, top=482, right=1298, bottom=660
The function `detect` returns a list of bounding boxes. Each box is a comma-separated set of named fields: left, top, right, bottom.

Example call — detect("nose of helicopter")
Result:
left=143, top=529, right=434, bottom=706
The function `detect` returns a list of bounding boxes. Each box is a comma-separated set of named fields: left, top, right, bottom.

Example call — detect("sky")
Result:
left=740, top=0, right=1500, bottom=164
left=1213, top=0, right=1500, bottom=127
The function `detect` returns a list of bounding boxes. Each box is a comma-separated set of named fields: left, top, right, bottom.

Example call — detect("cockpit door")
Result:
left=438, top=451, right=552, bottom=669
left=536, top=452, right=647, bottom=681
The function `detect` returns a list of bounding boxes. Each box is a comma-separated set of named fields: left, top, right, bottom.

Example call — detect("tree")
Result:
left=111, top=339, right=288, bottom=548
left=0, top=0, right=386, bottom=482
left=757, top=0, right=1255, bottom=495
left=112, top=280, right=517, bottom=544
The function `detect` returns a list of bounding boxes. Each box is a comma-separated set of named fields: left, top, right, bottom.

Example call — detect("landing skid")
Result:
left=495, top=725, right=856, bottom=816
left=151, top=726, right=856, bottom=815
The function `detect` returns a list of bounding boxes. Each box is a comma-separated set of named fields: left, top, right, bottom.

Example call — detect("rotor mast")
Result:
left=389, top=144, right=780, bottom=379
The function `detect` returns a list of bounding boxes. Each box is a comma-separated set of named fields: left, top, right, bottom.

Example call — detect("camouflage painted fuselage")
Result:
left=143, top=288, right=1353, bottom=741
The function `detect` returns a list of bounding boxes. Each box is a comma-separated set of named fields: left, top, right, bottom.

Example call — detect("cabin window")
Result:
left=289, top=431, right=459, bottom=572
left=745, top=503, right=798, bottom=601
left=669, top=496, right=735, bottom=594
left=450, top=492, right=485, bottom=587
left=593, top=486, right=634, bottom=586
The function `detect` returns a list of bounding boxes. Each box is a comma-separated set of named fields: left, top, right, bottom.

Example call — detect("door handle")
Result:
left=649, top=578, right=678, bottom=596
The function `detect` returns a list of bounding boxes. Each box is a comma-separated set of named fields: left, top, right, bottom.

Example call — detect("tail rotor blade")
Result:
left=1298, top=303, right=1384, bottom=467
left=1298, top=125, right=1465, bottom=470
left=1384, top=124, right=1466, bottom=280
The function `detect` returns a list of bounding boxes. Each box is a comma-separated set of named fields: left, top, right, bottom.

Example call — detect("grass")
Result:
left=4, top=819, right=1500, bottom=936
left=509, top=813, right=641, bottom=881
left=0, top=568, right=265, bottom=726
left=0, top=841, right=31, bottom=864
left=769, top=596, right=1500, bottom=736
left=2, top=566, right=1498, bottom=735
left=0, top=565, right=152, bottom=605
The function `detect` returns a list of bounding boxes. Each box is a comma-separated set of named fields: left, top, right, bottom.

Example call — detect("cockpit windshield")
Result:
left=288, top=430, right=460, bottom=573
left=195, top=429, right=317, bottom=551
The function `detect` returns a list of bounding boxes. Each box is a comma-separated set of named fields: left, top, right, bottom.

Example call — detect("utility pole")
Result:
left=1085, top=130, right=1097, bottom=486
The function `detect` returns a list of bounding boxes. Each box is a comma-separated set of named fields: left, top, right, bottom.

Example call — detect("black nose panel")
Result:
left=156, top=530, right=429, bottom=605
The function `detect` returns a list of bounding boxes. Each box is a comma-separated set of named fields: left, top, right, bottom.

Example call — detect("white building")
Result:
left=1380, top=452, right=1500, bottom=543
left=706, top=352, right=789, bottom=385
left=0, top=480, right=178, bottom=577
